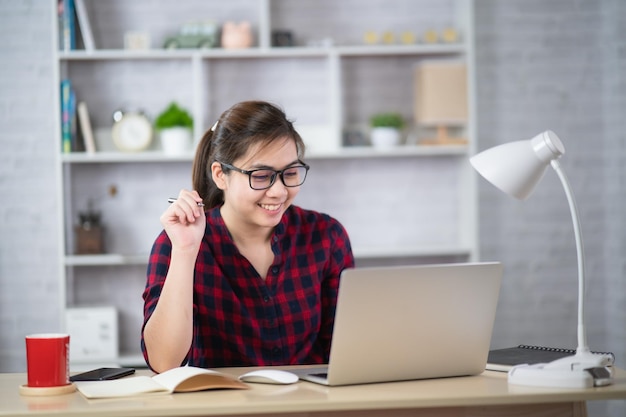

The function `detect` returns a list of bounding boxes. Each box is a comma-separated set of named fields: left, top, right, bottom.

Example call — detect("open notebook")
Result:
left=294, top=262, right=502, bottom=386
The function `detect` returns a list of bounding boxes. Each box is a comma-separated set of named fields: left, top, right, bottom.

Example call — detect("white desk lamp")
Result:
left=470, top=130, right=614, bottom=388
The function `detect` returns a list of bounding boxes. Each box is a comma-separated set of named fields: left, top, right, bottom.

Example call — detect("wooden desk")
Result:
left=1, top=367, right=625, bottom=417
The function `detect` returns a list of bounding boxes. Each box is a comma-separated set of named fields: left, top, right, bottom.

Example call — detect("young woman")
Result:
left=142, top=101, right=354, bottom=373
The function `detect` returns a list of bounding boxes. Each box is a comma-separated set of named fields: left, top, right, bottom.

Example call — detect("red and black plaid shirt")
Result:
left=141, top=205, right=354, bottom=370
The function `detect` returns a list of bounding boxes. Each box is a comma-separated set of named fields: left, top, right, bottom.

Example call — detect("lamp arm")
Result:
left=550, top=160, right=589, bottom=355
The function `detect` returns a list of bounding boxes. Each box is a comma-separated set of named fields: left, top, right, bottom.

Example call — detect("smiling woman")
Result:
left=141, top=101, right=355, bottom=374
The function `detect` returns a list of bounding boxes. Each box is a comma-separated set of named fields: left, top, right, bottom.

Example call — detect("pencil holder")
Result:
left=75, top=206, right=104, bottom=254
left=75, top=225, right=104, bottom=254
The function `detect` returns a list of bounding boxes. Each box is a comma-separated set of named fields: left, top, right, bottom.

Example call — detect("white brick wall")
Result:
left=475, top=1, right=625, bottom=415
left=601, top=1, right=626, bottom=384
left=0, top=0, right=61, bottom=372
left=0, top=1, right=624, bottom=415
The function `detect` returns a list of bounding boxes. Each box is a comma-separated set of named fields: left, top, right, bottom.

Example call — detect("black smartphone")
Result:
left=69, top=367, right=135, bottom=382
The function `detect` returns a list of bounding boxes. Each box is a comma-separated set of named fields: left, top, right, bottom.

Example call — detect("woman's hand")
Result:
left=160, top=189, right=206, bottom=253
left=145, top=189, right=204, bottom=372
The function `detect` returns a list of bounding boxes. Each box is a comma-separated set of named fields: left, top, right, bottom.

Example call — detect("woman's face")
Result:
left=213, top=137, right=303, bottom=231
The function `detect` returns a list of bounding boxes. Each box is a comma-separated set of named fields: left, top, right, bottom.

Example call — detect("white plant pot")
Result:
left=370, top=127, right=401, bottom=149
left=160, top=127, right=192, bottom=156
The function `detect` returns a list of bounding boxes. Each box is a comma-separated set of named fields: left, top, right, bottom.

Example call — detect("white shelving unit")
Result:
left=53, top=0, right=476, bottom=365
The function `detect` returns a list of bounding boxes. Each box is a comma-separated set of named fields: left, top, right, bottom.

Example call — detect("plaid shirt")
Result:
left=142, top=205, right=354, bottom=369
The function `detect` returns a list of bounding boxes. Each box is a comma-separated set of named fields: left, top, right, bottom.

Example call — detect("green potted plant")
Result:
left=369, top=112, right=405, bottom=148
left=155, top=102, right=194, bottom=155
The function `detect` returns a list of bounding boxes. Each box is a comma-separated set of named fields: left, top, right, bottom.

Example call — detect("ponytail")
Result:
left=191, top=129, right=223, bottom=208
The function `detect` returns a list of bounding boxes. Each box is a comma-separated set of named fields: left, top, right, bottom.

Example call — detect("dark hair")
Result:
left=192, top=101, right=306, bottom=208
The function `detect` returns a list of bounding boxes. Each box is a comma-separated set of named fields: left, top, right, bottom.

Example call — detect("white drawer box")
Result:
left=66, top=307, right=118, bottom=363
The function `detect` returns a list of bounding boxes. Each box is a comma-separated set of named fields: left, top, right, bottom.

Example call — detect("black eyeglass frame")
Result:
left=218, top=160, right=310, bottom=190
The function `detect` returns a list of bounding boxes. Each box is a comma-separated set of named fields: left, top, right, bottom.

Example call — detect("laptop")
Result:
left=295, top=262, right=502, bottom=386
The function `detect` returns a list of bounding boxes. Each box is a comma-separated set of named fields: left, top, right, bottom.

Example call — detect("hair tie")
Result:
left=211, top=120, right=218, bottom=132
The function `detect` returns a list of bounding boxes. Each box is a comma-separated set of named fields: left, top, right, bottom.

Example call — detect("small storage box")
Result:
left=66, top=306, right=118, bottom=364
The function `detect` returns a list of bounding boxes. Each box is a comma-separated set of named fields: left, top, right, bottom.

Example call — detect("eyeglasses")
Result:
left=219, top=160, right=310, bottom=190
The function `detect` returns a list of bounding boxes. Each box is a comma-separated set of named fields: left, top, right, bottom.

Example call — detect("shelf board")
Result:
left=58, top=43, right=465, bottom=61
left=61, top=145, right=468, bottom=164
left=59, top=48, right=197, bottom=60
left=65, top=246, right=470, bottom=267
left=70, top=354, right=147, bottom=370
left=336, top=43, right=465, bottom=56
left=352, top=245, right=472, bottom=259
left=309, top=145, right=468, bottom=159
left=65, top=254, right=149, bottom=266
left=61, top=151, right=193, bottom=163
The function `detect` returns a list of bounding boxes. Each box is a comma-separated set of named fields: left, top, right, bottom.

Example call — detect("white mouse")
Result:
left=238, top=369, right=299, bottom=385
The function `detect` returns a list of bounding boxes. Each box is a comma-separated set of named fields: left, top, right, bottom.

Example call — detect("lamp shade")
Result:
left=414, top=61, right=468, bottom=125
left=469, top=130, right=565, bottom=200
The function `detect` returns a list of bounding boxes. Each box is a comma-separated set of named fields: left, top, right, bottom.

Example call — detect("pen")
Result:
left=168, top=197, right=205, bottom=207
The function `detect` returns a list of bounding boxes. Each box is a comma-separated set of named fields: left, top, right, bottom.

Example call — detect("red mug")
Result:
left=25, top=333, right=70, bottom=387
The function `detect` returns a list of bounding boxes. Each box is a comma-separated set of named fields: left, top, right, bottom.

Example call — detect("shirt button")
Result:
left=273, top=236, right=279, bottom=243
left=271, top=266, right=279, bottom=274
left=263, top=296, right=270, bottom=302
left=272, top=347, right=281, bottom=355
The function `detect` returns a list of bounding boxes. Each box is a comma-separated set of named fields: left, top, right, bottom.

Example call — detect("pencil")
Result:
left=167, top=197, right=205, bottom=207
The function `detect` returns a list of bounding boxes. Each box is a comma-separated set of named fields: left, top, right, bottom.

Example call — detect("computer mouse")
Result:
left=238, top=369, right=299, bottom=385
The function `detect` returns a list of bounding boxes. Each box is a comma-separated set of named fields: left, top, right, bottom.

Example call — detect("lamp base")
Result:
left=508, top=352, right=614, bottom=388
left=420, top=137, right=468, bottom=146
left=509, top=363, right=594, bottom=388
left=419, top=125, right=467, bottom=146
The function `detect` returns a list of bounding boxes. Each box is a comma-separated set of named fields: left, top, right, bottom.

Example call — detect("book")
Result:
left=58, top=0, right=76, bottom=51
left=74, top=0, right=95, bottom=51
left=60, top=79, right=73, bottom=153
left=77, top=101, right=96, bottom=153
left=69, top=88, right=78, bottom=151
left=486, top=344, right=615, bottom=372
left=74, top=366, right=249, bottom=399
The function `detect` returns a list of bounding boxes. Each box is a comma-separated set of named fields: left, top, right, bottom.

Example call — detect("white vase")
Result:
left=160, top=127, right=192, bottom=156
left=370, top=127, right=400, bottom=149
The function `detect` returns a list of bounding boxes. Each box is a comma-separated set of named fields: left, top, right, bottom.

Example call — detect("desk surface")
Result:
left=1, top=366, right=625, bottom=417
